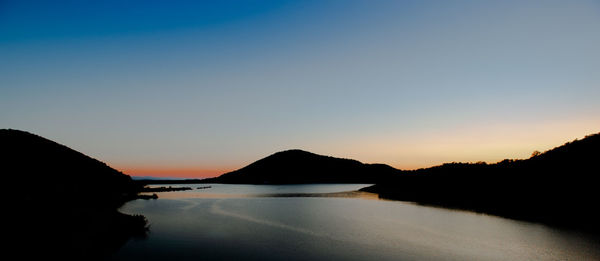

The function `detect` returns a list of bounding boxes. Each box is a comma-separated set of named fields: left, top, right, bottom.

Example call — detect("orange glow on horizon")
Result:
left=119, top=167, right=231, bottom=179
left=114, top=119, right=598, bottom=179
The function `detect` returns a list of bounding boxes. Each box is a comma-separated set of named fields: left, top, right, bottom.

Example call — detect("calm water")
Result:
left=112, top=184, right=600, bottom=260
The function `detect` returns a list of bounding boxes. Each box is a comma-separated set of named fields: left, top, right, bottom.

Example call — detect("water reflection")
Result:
left=140, top=184, right=376, bottom=199
left=114, top=184, right=600, bottom=261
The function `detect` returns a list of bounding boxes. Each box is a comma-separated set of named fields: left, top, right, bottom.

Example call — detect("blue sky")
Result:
left=2, top=0, right=599, bottom=177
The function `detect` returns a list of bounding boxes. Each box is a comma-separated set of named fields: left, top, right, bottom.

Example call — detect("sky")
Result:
left=1, top=0, right=599, bottom=178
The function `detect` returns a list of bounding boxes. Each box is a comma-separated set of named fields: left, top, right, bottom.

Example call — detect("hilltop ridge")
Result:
left=203, top=149, right=400, bottom=184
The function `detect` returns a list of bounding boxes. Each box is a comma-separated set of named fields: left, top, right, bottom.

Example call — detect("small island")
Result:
left=141, top=186, right=194, bottom=192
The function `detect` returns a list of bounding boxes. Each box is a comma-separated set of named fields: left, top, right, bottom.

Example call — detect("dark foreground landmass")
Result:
left=361, top=132, right=600, bottom=233
left=1, top=129, right=148, bottom=260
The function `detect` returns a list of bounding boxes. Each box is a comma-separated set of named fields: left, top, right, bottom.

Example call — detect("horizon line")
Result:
left=110, top=130, right=599, bottom=179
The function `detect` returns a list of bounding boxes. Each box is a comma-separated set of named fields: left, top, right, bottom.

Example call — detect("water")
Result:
left=112, top=184, right=600, bottom=260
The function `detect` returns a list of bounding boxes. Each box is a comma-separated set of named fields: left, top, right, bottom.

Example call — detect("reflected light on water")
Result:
left=116, top=184, right=600, bottom=261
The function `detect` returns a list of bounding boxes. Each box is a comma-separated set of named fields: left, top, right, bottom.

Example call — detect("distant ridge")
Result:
left=203, top=149, right=400, bottom=184
left=362, top=132, right=600, bottom=232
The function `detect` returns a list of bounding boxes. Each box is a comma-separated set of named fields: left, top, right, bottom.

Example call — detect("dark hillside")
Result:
left=1, top=129, right=146, bottom=260
left=362, top=133, right=600, bottom=232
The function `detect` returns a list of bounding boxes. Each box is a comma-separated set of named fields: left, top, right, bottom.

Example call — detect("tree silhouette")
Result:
left=362, top=132, right=600, bottom=233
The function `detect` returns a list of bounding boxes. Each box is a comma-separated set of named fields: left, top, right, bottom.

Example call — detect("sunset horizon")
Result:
left=3, top=1, right=599, bottom=181
left=3, top=1, right=600, bottom=260
left=120, top=128, right=598, bottom=179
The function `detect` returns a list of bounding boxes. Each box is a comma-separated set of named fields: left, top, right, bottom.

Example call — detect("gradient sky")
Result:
left=2, top=0, right=599, bottom=178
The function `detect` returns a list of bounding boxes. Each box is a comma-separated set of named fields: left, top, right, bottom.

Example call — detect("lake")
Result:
left=111, top=184, right=600, bottom=260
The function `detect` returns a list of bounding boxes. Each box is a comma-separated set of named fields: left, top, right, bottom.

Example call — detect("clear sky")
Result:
left=2, top=0, right=599, bottom=178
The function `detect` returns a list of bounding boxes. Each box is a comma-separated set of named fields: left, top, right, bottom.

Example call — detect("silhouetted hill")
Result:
left=361, top=132, right=600, bottom=233
left=2, top=129, right=141, bottom=204
left=203, top=149, right=400, bottom=184
left=1, top=129, right=146, bottom=260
